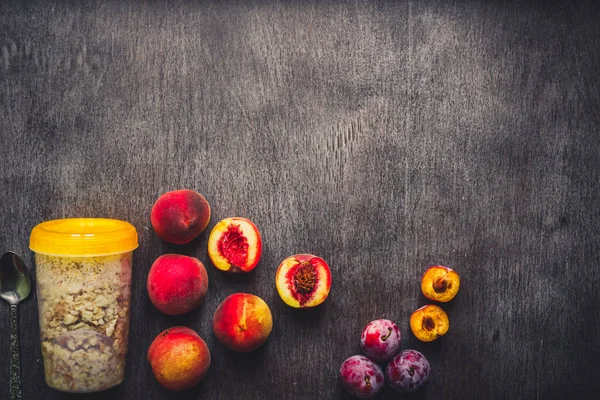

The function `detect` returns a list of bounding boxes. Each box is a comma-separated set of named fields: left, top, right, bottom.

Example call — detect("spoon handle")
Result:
left=10, top=304, right=22, bottom=400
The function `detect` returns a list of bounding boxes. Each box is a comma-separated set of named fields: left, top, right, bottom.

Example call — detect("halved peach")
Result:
left=207, top=217, right=262, bottom=273
left=421, top=265, right=460, bottom=302
left=410, top=304, right=449, bottom=342
left=275, top=254, right=331, bottom=308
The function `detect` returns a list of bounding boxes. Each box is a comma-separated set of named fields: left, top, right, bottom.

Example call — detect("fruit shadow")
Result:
left=163, top=301, right=209, bottom=327
left=404, top=325, right=448, bottom=360
left=212, top=268, right=257, bottom=286
left=214, top=340, right=268, bottom=375
left=62, top=364, right=208, bottom=400
left=158, top=379, right=207, bottom=399
left=381, top=384, right=430, bottom=400
left=63, top=384, right=126, bottom=400
left=335, top=382, right=387, bottom=400
left=158, top=228, right=210, bottom=258
left=271, top=286, right=329, bottom=324
left=336, top=380, right=431, bottom=400
left=140, top=283, right=209, bottom=329
left=417, top=292, right=457, bottom=313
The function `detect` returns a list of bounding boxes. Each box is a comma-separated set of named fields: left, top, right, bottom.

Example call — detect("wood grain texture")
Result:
left=1, top=0, right=600, bottom=399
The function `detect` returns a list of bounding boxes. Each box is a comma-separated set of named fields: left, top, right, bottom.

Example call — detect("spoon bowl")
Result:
left=1, top=251, right=32, bottom=400
left=0, top=252, right=31, bottom=305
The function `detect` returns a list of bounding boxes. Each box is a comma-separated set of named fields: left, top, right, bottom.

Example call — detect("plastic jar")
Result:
left=29, top=218, right=138, bottom=393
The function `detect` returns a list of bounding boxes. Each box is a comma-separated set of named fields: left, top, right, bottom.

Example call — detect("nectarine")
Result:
left=213, top=293, right=272, bottom=352
left=151, top=189, right=211, bottom=244
left=147, top=254, right=209, bottom=315
left=147, top=326, right=211, bottom=391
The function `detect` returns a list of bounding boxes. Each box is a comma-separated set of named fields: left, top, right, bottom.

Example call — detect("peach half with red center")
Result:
left=207, top=217, right=262, bottom=273
left=275, top=254, right=331, bottom=308
left=213, top=293, right=273, bottom=352
left=147, top=326, right=211, bottom=391
left=421, top=265, right=460, bottom=302
left=409, top=304, right=449, bottom=342
left=150, top=189, right=211, bottom=244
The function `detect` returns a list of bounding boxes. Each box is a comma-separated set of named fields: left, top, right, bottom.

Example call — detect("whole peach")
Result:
left=147, top=326, right=211, bottom=391
left=151, top=189, right=211, bottom=244
left=213, top=293, right=273, bottom=352
left=147, top=254, right=209, bottom=315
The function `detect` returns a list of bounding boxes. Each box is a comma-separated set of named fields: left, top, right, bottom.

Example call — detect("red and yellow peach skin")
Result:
left=151, top=189, right=211, bottom=244
left=147, top=326, right=211, bottom=391
left=147, top=254, right=209, bottom=315
left=212, top=293, right=272, bottom=352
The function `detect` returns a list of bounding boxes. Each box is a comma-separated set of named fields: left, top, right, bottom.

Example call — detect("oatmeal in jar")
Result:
left=36, top=253, right=132, bottom=392
left=30, top=218, right=137, bottom=393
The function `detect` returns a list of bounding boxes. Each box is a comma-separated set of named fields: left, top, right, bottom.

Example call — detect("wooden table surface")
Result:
left=1, top=1, right=599, bottom=399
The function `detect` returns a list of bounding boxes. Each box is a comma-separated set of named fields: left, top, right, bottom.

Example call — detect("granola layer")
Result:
left=35, top=253, right=132, bottom=393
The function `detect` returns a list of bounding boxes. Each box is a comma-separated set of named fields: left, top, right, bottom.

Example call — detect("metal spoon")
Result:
left=0, top=252, right=31, bottom=400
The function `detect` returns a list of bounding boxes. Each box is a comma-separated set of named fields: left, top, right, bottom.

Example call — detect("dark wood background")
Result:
left=1, top=1, right=599, bottom=399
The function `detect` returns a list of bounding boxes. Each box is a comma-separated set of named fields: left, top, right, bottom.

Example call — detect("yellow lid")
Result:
left=29, top=218, right=139, bottom=256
